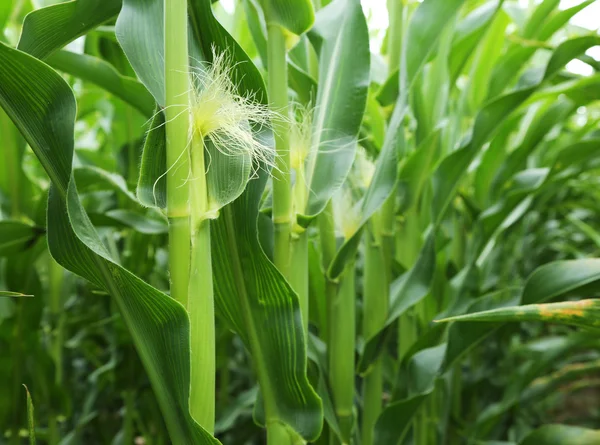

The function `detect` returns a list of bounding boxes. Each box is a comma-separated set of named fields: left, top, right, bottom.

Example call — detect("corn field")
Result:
left=1, top=0, right=600, bottom=444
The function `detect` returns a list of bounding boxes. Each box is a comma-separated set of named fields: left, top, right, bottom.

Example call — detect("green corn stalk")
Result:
left=164, top=0, right=214, bottom=431
left=267, top=23, right=294, bottom=281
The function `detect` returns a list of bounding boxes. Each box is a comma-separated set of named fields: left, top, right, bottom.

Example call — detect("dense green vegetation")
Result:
left=1, top=0, right=600, bottom=444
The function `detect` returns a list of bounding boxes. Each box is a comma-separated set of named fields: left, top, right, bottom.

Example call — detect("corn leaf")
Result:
left=18, top=0, right=122, bottom=59
left=329, top=0, right=466, bottom=278
left=432, top=35, right=600, bottom=224
left=374, top=344, right=447, bottom=444
left=46, top=50, right=155, bottom=117
left=0, top=291, right=33, bottom=297
left=375, top=257, right=600, bottom=442
left=256, top=0, right=314, bottom=35
left=298, top=0, right=370, bottom=226
left=0, top=41, right=218, bottom=444
left=438, top=299, right=600, bottom=330
left=0, top=221, right=44, bottom=257
left=519, top=425, right=600, bottom=445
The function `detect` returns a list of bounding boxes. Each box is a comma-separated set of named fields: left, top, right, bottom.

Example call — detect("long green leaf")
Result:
left=376, top=256, right=600, bottom=441
left=329, top=0, right=466, bottom=278
left=0, top=291, right=33, bottom=297
left=46, top=50, right=155, bottom=117
left=0, top=41, right=218, bottom=444
left=18, top=0, right=122, bottom=59
left=298, top=0, right=370, bottom=225
left=438, top=299, right=600, bottom=330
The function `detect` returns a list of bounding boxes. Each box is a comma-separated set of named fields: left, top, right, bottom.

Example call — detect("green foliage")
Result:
left=1, top=0, right=599, bottom=444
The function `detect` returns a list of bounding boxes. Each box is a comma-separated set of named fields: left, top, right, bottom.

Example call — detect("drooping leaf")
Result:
left=438, top=299, right=600, bottom=330
left=115, top=0, right=164, bottom=105
left=0, top=41, right=218, bottom=444
left=374, top=344, right=447, bottom=444
left=486, top=0, right=596, bottom=98
left=432, top=35, right=600, bottom=223
left=18, top=0, right=122, bottom=59
left=375, top=255, right=600, bottom=441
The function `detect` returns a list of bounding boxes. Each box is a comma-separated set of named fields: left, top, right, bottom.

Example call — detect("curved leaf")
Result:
left=18, top=0, right=122, bottom=59
left=375, top=255, right=600, bottom=441
left=115, top=0, right=164, bottom=105
left=46, top=50, right=155, bottom=117
left=0, top=41, right=218, bottom=444
left=374, top=344, right=447, bottom=444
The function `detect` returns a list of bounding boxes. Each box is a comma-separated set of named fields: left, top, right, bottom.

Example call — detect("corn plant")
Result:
left=1, top=0, right=600, bottom=444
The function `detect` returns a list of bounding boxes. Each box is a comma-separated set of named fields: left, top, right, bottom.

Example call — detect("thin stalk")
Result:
left=380, top=194, right=395, bottom=281
left=396, top=209, right=420, bottom=367
left=387, top=0, right=404, bottom=71
left=164, top=0, right=191, bottom=308
left=318, top=200, right=337, bottom=345
left=397, top=309, right=417, bottom=365
left=267, top=23, right=293, bottom=279
left=361, top=229, right=388, bottom=445
left=290, top=160, right=309, bottom=335
left=290, top=231, right=309, bottom=335
left=165, top=0, right=215, bottom=432
left=329, top=262, right=356, bottom=444
left=188, top=131, right=215, bottom=432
